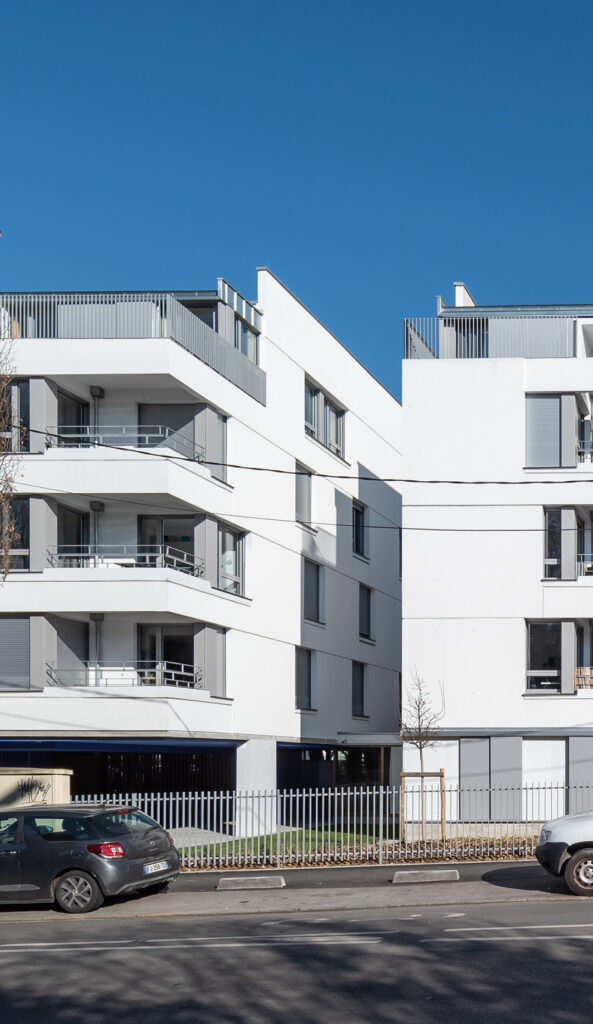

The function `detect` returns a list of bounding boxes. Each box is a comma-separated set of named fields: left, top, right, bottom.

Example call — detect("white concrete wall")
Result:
left=1, top=273, right=403, bottom=776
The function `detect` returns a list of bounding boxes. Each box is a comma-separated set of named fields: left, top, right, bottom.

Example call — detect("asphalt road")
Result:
left=2, top=895, right=593, bottom=1023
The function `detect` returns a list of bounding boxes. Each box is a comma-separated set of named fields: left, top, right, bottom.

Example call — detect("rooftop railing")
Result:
left=404, top=314, right=576, bottom=359
left=46, top=660, right=204, bottom=689
left=46, top=424, right=206, bottom=462
left=0, top=292, right=266, bottom=404
left=46, top=544, right=205, bottom=576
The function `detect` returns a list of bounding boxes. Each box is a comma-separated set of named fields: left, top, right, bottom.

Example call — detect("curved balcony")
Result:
left=46, top=544, right=205, bottom=577
left=46, top=424, right=205, bottom=462
left=46, top=660, right=203, bottom=689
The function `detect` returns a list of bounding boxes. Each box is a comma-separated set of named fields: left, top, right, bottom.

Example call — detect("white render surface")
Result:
left=402, top=309, right=593, bottom=788
left=1, top=271, right=403, bottom=784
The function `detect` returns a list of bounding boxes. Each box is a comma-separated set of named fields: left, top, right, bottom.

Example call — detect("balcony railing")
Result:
left=46, top=424, right=205, bottom=462
left=404, top=315, right=576, bottom=360
left=577, top=555, right=593, bottom=576
left=46, top=544, right=205, bottom=576
left=46, top=660, right=204, bottom=689
left=0, top=292, right=266, bottom=404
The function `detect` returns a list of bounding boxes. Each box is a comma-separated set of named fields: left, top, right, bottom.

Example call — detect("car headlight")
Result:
left=538, top=828, right=551, bottom=845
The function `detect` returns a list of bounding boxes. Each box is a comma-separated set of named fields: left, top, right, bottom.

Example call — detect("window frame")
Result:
left=352, top=501, right=367, bottom=558
left=526, top=620, right=561, bottom=692
left=295, top=647, right=314, bottom=710
left=234, top=316, right=259, bottom=365
left=304, top=558, right=323, bottom=624
left=304, top=379, right=345, bottom=460
left=352, top=661, right=365, bottom=717
left=295, top=463, right=312, bottom=527
left=359, top=584, right=373, bottom=640
left=217, top=524, right=245, bottom=596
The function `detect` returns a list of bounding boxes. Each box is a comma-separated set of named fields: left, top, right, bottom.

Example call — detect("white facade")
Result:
left=402, top=287, right=593, bottom=791
left=0, top=270, right=402, bottom=793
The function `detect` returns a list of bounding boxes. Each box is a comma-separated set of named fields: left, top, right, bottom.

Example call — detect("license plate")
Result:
left=143, top=860, right=169, bottom=874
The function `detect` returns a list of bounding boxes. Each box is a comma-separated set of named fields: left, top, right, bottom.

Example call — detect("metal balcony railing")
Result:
left=577, top=555, right=593, bottom=576
left=47, top=660, right=204, bottom=689
left=46, top=424, right=206, bottom=462
left=404, top=315, right=576, bottom=359
left=0, top=291, right=266, bottom=404
left=46, top=544, right=205, bottom=576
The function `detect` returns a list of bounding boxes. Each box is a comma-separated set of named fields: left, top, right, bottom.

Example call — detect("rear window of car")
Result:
left=23, top=816, right=98, bottom=842
left=93, top=811, right=159, bottom=837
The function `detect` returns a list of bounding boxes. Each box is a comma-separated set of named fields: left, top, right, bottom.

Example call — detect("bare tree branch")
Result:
left=400, top=669, right=445, bottom=757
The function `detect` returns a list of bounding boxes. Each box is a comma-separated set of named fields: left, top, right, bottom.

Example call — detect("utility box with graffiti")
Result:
left=0, top=768, right=73, bottom=809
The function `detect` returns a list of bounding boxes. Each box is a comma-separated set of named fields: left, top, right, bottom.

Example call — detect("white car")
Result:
left=536, top=813, right=593, bottom=895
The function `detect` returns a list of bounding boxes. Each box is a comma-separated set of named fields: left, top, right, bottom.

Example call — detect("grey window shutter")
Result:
left=304, top=561, right=319, bottom=621
left=295, top=648, right=311, bottom=709
left=295, top=465, right=311, bottom=525
left=525, top=395, right=561, bottom=467
left=209, top=412, right=227, bottom=483
left=0, top=617, right=30, bottom=690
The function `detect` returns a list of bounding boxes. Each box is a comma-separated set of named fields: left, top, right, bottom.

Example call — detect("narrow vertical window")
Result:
left=352, top=501, right=366, bottom=557
left=359, top=584, right=372, bottom=639
left=305, top=384, right=317, bottom=438
left=304, top=559, right=321, bottom=622
left=544, top=509, right=561, bottom=579
left=218, top=526, right=244, bottom=595
left=296, top=647, right=313, bottom=710
left=296, top=463, right=312, bottom=527
left=352, top=661, right=365, bottom=717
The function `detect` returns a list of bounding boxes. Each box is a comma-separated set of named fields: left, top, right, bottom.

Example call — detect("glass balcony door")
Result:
left=138, top=625, right=195, bottom=687
left=139, top=516, right=194, bottom=569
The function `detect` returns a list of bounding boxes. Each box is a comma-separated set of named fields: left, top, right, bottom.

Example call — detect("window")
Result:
left=359, top=584, right=372, bottom=639
left=296, top=463, right=312, bottom=526
left=352, top=661, right=365, bottom=717
left=139, top=516, right=195, bottom=571
left=8, top=497, right=29, bottom=570
left=304, top=559, right=322, bottom=622
left=527, top=621, right=561, bottom=691
left=352, top=501, right=367, bottom=557
left=544, top=509, right=561, bottom=579
left=0, top=815, right=19, bottom=846
left=24, top=816, right=97, bottom=842
left=218, top=525, right=244, bottom=595
left=398, top=526, right=402, bottom=580
left=296, top=647, right=313, bottom=710
left=234, top=317, right=258, bottom=364
left=304, top=380, right=345, bottom=459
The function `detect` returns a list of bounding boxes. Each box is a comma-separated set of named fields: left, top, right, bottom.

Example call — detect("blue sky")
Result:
left=2, top=0, right=592, bottom=397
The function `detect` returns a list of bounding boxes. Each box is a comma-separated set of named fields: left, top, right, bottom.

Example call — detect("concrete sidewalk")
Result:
left=0, top=864, right=577, bottom=922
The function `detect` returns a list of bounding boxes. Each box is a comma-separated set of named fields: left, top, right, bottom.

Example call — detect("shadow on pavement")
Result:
left=482, top=863, right=570, bottom=895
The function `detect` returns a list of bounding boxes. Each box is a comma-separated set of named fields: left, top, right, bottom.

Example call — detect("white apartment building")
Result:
left=0, top=269, right=402, bottom=796
left=403, top=283, right=593, bottom=805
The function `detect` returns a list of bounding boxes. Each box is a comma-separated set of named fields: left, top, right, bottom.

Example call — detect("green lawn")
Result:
left=180, top=828, right=391, bottom=862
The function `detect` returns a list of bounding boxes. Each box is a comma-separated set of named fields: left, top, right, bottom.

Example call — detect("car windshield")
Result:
left=93, top=810, right=160, bottom=837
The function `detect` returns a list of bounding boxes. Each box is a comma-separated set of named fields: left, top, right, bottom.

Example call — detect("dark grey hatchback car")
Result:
left=0, top=804, right=180, bottom=913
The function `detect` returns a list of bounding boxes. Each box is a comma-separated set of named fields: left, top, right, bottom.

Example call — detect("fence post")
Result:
left=440, top=768, right=446, bottom=843
left=378, top=785, right=384, bottom=865
left=400, top=771, right=406, bottom=847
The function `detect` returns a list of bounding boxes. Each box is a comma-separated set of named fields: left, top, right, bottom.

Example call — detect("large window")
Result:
left=304, top=381, right=345, bottom=459
left=218, top=525, right=244, bottom=595
left=527, top=621, right=561, bottom=691
left=544, top=509, right=561, bottom=579
left=0, top=381, right=29, bottom=453
left=296, top=647, right=313, bottom=710
left=304, top=559, right=322, bottom=623
left=352, top=661, right=365, bottom=717
left=295, top=463, right=312, bottom=527
left=352, top=501, right=367, bottom=557
left=139, top=516, right=195, bottom=572
left=359, top=584, right=372, bottom=640
left=234, top=317, right=258, bottom=364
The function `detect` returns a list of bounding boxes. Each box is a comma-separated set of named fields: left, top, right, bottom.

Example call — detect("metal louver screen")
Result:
left=0, top=617, right=30, bottom=690
left=525, top=394, right=561, bottom=467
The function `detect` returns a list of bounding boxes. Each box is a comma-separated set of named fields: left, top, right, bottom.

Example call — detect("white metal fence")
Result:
left=72, top=783, right=590, bottom=868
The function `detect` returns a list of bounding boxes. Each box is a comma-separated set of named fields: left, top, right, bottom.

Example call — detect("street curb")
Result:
left=217, top=876, right=286, bottom=891
left=392, top=869, right=460, bottom=884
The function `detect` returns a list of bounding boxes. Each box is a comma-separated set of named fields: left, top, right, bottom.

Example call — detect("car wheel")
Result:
left=565, top=850, right=593, bottom=896
left=54, top=871, right=104, bottom=914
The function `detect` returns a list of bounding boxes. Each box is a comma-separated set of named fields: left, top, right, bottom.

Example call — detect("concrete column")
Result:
left=561, top=620, right=576, bottom=694
left=29, top=497, right=57, bottom=572
left=561, top=394, right=577, bottom=468
left=561, top=507, right=577, bottom=580
left=29, top=615, right=57, bottom=689
left=234, top=738, right=277, bottom=837
left=28, top=378, right=58, bottom=454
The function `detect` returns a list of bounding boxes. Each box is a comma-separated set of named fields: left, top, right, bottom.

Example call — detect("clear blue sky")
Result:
left=3, top=0, right=592, bottom=398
